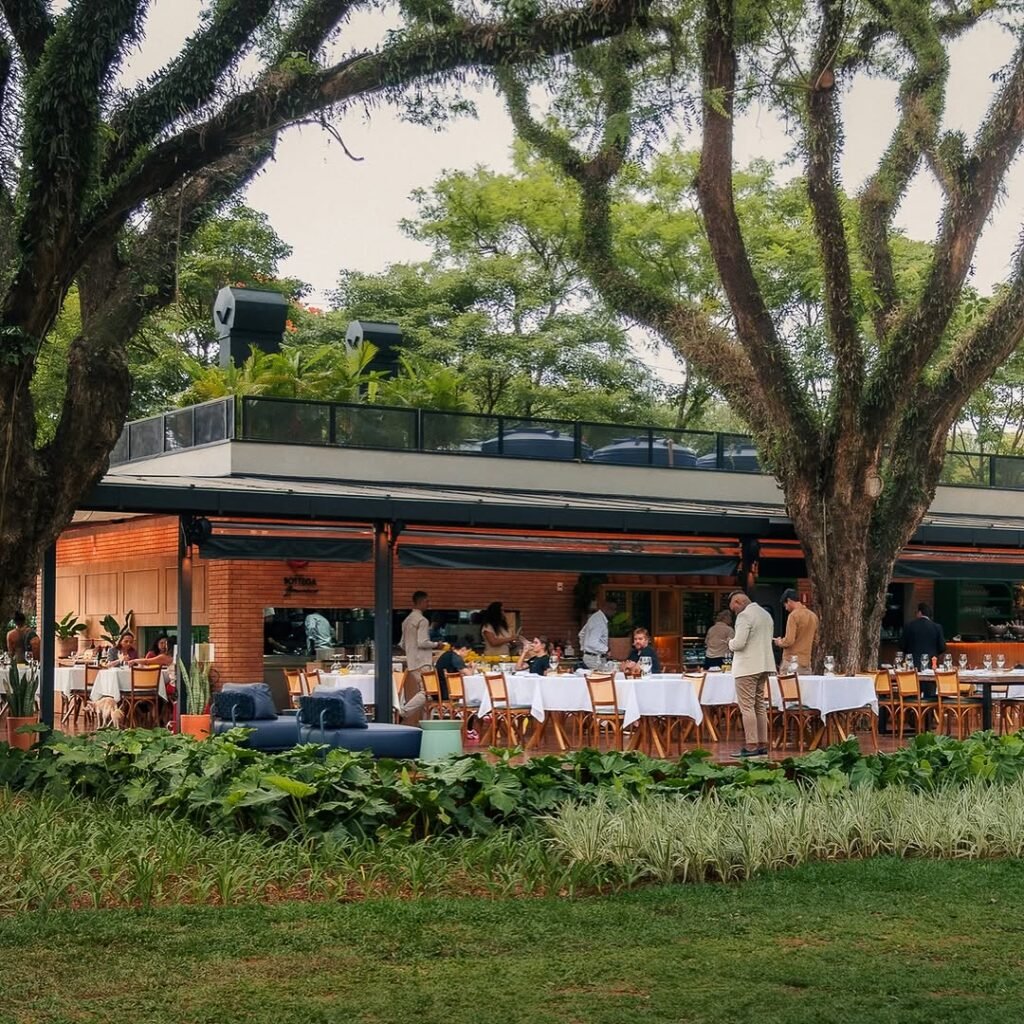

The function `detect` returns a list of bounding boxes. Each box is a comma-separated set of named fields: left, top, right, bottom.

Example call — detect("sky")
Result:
left=120, top=2, right=1023, bottom=386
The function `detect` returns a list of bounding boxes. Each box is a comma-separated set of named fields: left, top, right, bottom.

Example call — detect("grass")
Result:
left=2, top=857, right=1024, bottom=1024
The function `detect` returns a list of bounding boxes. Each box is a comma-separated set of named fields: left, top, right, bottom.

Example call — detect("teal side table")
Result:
left=419, top=719, right=463, bottom=760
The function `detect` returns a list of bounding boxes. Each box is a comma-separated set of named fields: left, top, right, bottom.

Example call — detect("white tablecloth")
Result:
left=920, top=669, right=1024, bottom=700
left=318, top=673, right=375, bottom=704
left=55, top=666, right=85, bottom=698
left=89, top=667, right=168, bottom=703
left=0, top=664, right=33, bottom=695
left=467, top=672, right=703, bottom=728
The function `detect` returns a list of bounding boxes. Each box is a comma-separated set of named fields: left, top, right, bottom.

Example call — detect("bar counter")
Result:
left=946, top=641, right=1024, bottom=666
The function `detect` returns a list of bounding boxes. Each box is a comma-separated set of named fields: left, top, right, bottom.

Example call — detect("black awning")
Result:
left=398, top=545, right=738, bottom=575
left=894, top=559, right=1024, bottom=581
left=199, top=534, right=372, bottom=562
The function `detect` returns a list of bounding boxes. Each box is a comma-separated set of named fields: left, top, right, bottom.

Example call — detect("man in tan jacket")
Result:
left=400, top=590, right=439, bottom=724
left=773, top=589, right=819, bottom=672
left=728, top=591, right=776, bottom=757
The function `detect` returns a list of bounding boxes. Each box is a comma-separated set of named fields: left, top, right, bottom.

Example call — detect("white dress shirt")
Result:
left=578, top=609, right=609, bottom=656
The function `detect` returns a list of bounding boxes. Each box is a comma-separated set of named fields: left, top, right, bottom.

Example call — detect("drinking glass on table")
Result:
left=943, top=654, right=952, bottom=670
left=639, top=656, right=653, bottom=678
left=548, top=653, right=559, bottom=674
left=823, top=655, right=835, bottom=676
left=983, top=653, right=993, bottom=671
left=997, top=653, right=1006, bottom=672
left=959, top=653, right=968, bottom=671
left=895, top=651, right=904, bottom=671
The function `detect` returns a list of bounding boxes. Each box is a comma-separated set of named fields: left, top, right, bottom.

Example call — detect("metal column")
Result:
left=372, top=521, right=396, bottom=723
left=38, top=543, right=56, bottom=731
left=177, top=518, right=193, bottom=720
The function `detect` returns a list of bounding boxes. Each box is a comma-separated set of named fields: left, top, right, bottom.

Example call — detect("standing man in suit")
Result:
left=728, top=591, right=776, bottom=758
left=901, top=603, right=946, bottom=697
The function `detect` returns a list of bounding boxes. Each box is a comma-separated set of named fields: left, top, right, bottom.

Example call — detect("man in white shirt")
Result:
left=399, top=590, right=438, bottom=724
left=304, top=611, right=333, bottom=656
left=727, top=591, right=776, bottom=757
left=579, top=600, right=617, bottom=669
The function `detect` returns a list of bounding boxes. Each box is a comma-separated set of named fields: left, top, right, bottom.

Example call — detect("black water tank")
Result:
left=346, top=320, right=403, bottom=378
left=214, top=287, right=289, bottom=368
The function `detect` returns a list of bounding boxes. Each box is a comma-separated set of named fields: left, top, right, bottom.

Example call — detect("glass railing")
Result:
left=108, top=394, right=1024, bottom=490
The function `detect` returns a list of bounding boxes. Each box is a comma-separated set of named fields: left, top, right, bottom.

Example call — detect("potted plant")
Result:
left=177, top=657, right=212, bottom=739
left=4, top=659, right=39, bottom=750
left=99, top=610, right=133, bottom=659
left=54, top=612, right=87, bottom=659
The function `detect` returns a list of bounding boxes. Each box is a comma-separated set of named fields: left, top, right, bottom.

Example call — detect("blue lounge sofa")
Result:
left=211, top=685, right=421, bottom=757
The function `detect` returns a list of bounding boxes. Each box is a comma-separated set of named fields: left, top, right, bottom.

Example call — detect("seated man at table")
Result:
left=435, top=643, right=472, bottom=700
left=622, top=626, right=661, bottom=675
left=515, top=637, right=551, bottom=676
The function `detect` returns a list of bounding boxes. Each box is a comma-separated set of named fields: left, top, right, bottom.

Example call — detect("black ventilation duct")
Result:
left=214, top=286, right=289, bottom=368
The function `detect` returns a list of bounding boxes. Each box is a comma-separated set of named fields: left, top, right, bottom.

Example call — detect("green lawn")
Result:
left=2, top=857, right=1024, bottom=1024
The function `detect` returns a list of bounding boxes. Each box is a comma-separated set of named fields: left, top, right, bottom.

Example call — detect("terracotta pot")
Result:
left=179, top=714, right=211, bottom=739
left=6, top=716, right=38, bottom=751
left=56, top=637, right=77, bottom=659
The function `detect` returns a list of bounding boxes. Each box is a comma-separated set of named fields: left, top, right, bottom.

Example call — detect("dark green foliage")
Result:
left=5, top=729, right=1024, bottom=841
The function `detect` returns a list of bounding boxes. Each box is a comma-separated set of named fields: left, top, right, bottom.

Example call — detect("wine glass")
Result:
left=920, top=655, right=930, bottom=672
left=983, top=653, right=993, bottom=672
left=997, top=653, right=1006, bottom=672
left=823, top=655, right=835, bottom=676
left=895, top=651, right=904, bottom=671
left=549, top=652, right=559, bottom=674
left=639, top=656, right=653, bottom=678
left=959, top=653, right=968, bottom=671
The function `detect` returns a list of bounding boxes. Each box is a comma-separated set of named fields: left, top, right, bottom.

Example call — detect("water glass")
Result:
left=639, top=656, right=653, bottom=677
left=822, top=655, right=835, bottom=676
left=549, top=655, right=559, bottom=674
left=997, top=654, right=1006, bottom=671
left=895, top=652, right=904, bottom=671
left=983, top=654, right=993, bottom=671
left=943, top=654, right=952, bottom=670
left=959, top=654, right=968, bottom=670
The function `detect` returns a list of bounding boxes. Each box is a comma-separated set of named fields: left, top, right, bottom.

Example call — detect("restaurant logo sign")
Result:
left=284, top=559, right=317, bottom=595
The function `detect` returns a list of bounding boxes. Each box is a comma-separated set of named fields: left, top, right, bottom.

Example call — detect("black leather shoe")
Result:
left=731, top=748, right=757, bottom=757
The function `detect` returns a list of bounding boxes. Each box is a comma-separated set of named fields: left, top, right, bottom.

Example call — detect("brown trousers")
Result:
left=735, top=672, right=769, bottom=749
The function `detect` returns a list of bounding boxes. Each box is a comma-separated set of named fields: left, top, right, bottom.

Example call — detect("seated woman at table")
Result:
left=515, top=637, right=551, bottom=676
left=704, top=611, right=734, bottom=668
left=435, top=643, right=473, bottom=700
left=622, top=626, right=661, bottom=675
left=107, top=631, right=139, bottom=664
left=130, top=635, right=174, bottom=668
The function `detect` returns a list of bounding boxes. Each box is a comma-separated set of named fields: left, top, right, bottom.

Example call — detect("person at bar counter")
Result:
left=515, top=637, right=551, bottom=676
left=773, top=589, right=819, bottom=672
left=901, top=603, right=946, bottom=697
left=623, top=626, right=661, bottom=674
left=704, top=610, right=735, bottom=668
left=304, top=610, right=333, bottom=656
left=480, top=601, right=515, bottom=656
left=399, top=590, right=439, bottom=724
left=579, top=599, right=617, bottom=669
left=727, top=591, right=775, bottom=758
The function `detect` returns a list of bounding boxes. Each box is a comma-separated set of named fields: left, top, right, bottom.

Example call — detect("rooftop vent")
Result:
left=214, top=286, right=289, bottom=368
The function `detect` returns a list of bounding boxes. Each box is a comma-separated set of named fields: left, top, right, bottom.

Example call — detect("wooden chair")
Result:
left=60, top=666, right=93, bottom=728
left=123, top=665, right=162, bottom=728
left=668, top=671, right=716, bottom=753
left=437, top=672, right=473, bottom=740
left=585, top=673, right=626, bottom=751
left=481, top=671, right=532, bottom=746
left=893, top=669, right=936, bottom=735
left=934, top=669, right=982, bottom=739
left=284, top=669, right=306, bottom=709
left=420, top=668, right=442, bottom=719
left=772, top=673, right=823, bottom=753
left=303, top=668, right=321, bottom=692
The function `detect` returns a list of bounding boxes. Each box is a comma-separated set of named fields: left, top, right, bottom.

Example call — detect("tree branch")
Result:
left=3, top=0, right=148, bottom=337
left=696, top=0, right=818, bottom=462
left=43, top=140, right=277, bottom=482
left=0, top=0, right=52, bottom=67
left=805, top=0, right=862, bottom=439
left=498, top=60, right=767, bottom=436
left=857, top=0, right=949, bottom=338
left=105, top=0, right=276, bottom=176
left=78, top=0, right=653, bottom=264
left=864, top=41, right=1024, bottom=433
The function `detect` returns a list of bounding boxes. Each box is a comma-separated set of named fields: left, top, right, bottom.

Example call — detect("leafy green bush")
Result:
left=4, top=730, right=1024, bottom=841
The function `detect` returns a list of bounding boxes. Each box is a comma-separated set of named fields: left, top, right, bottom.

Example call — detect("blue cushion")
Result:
left=222, top=682, right=276, bottom=719
left=309, top=686, right=368, bottom=728
left=298, top=695, right=346, bottom=729
left=212, top=691, right=255, bottom=722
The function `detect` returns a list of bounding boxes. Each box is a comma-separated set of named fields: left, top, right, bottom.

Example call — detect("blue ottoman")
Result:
left=298, top=723, right=422, bottom=758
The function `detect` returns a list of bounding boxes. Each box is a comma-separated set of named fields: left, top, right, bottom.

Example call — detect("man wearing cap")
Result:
left=774, top=589, right=819, bottom=672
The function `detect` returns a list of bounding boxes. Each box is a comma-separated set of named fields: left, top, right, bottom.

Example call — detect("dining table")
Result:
left=918, top=669, right=1024, bottom=730
left=318, top=673, right=376, bottom=705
